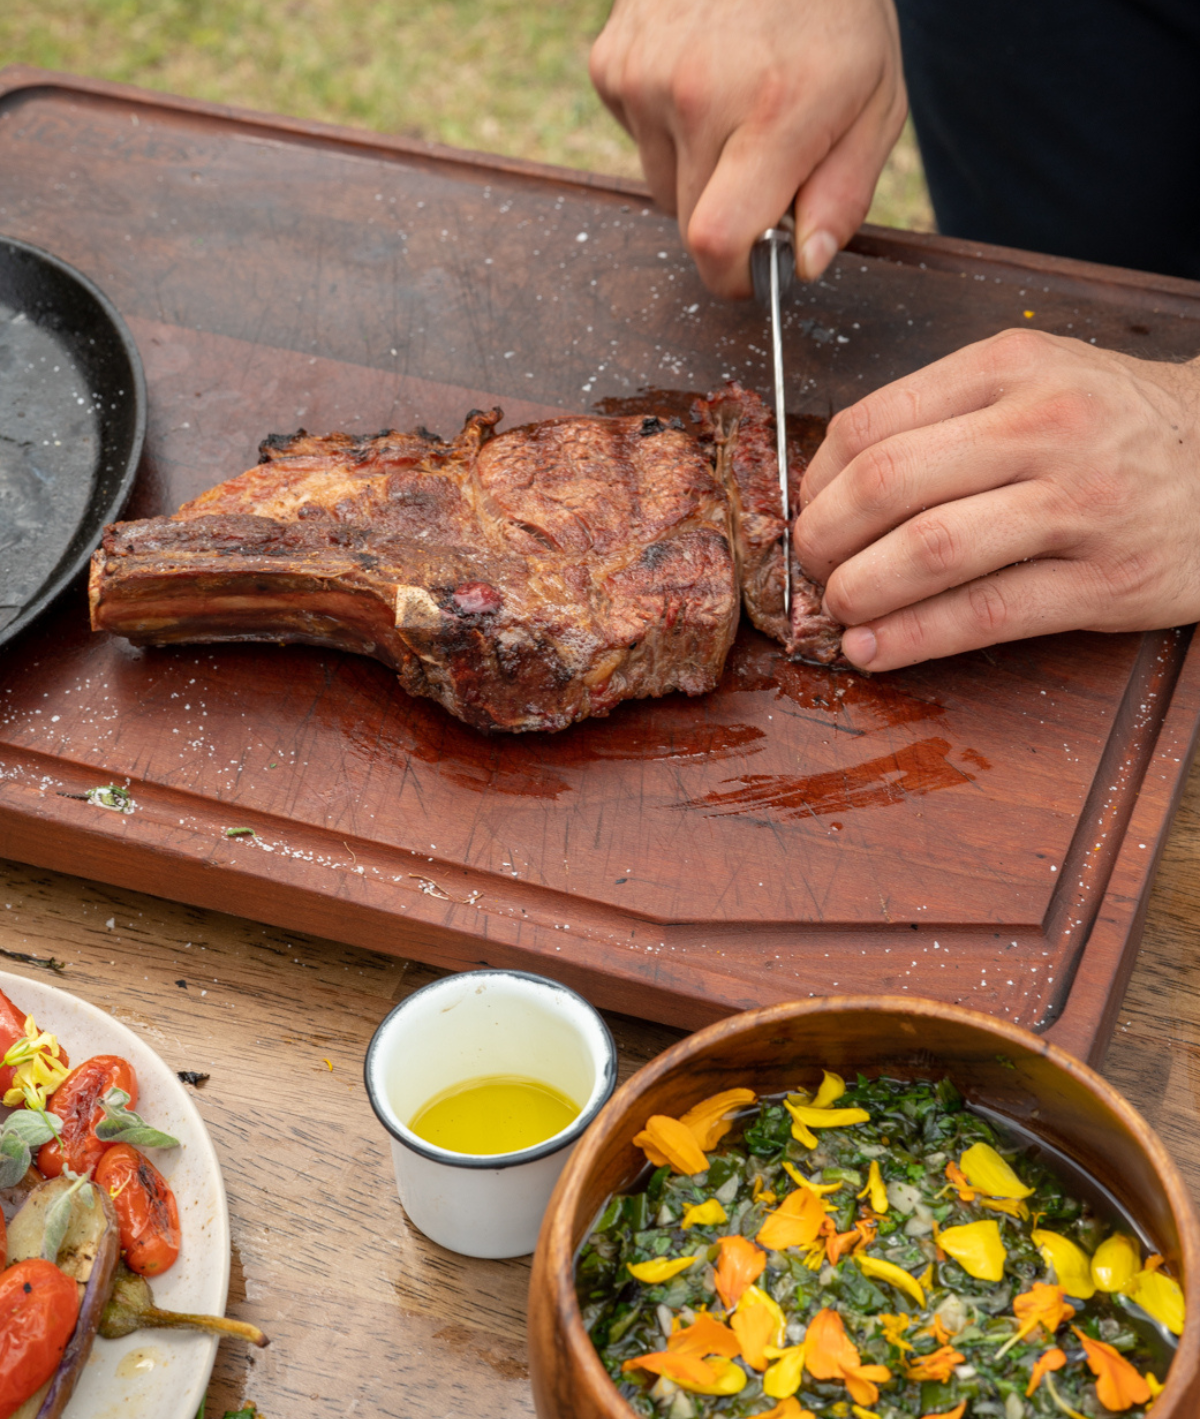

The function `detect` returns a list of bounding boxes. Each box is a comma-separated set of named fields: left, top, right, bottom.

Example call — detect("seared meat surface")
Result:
left=693, top=384, right=842, bottom=663
left=90, top=409, right=740, bottom=732
left=90, top=385, right=842, bottom=732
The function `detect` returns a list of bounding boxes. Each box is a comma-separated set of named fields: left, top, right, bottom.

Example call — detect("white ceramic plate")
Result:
left=0, top=968, right=230, bottom=1419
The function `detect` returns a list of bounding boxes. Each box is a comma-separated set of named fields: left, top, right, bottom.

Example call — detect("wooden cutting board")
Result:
left=2, top=67, right=1200, bottom=1064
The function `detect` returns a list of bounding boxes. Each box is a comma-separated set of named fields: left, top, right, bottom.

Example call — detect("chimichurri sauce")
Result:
left=576, top=1075, right=1181, bottom=1418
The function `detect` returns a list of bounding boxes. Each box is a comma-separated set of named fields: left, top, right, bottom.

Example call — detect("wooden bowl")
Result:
left=529, top=995, right=1200, bottom=1417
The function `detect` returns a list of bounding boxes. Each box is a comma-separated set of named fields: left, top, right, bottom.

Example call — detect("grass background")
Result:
left=0, top=0, right=933, bottom=232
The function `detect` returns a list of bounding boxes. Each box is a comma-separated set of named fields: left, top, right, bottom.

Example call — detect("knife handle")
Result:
left=751, top=215, right=796, bottom=304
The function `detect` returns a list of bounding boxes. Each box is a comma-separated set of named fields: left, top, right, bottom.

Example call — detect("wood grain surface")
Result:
left=2, top=68, right=1200, bottom=1059
left=1, top=739, right=1199, bottom=1418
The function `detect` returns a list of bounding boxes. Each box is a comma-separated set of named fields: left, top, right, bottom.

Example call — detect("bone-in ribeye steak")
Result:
left=89, top=384, right=841, bottom=732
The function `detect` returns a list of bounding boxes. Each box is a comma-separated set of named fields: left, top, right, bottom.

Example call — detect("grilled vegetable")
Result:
left=94, top=1144, right=181, bottom=1277
left=37, top=1055, right=137, bottom=1178
left=100, top=1261, right=268, bottom=1347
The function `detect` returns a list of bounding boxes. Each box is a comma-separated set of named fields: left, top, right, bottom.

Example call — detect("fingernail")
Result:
left=841, top=626, right=877, bottom=668
left=798, top=229, right=838, bottom=282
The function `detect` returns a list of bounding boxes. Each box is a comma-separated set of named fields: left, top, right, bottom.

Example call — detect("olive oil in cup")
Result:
left=363, top=969, right=616, bottom=1258
left=410, top=1075, right=581, bottom=1155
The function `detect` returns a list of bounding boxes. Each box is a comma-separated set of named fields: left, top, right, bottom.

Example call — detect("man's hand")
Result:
left=794, top=329, right=1200, bottom=670
left=589, top=0, right=906, bottom=297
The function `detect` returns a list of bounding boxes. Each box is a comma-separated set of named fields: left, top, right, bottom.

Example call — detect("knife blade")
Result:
left=750, top=218, right=795, bottom=622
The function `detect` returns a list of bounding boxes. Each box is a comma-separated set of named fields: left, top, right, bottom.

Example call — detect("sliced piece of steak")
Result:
left=89, top=409, right=740, bottom=733
left=692, top=382, right=844, bottom=664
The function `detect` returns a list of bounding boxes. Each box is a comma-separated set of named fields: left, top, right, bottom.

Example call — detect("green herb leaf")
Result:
left=42, top=1175, right=92, bottom=1262
left=0, top=1109, right=61, bottom=1187
left=225, top=827, right=256, bottom=838
left=86, top=784, right=135, bottom=813
left=95, top=1086, right=181, bottom=1148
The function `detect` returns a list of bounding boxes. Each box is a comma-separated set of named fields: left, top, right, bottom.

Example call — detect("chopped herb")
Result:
left=84, top=784, right=135, bottom=813
left=0, top=947, right=65, bottom=974
left=225, top=827, right=256, bottom=838
left=578, top=1075, right=1177, bottom=1418
left=177, top=1070, right=210, bottom=1087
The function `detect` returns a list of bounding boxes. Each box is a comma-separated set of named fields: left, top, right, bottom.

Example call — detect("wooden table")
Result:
left=2, top=744, right=1199, bottom=1418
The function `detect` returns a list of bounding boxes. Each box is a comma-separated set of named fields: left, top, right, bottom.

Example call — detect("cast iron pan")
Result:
left=0, top=235, right=146, bottom=649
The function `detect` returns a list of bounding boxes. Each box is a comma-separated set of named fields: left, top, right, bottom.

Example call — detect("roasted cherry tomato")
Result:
left=0, top=1259, right=80, bottom=1419
left=0, top=986, right=68, bottom=1104
left=95, top=1143, right=181, bottom=1277
left=37, top=1054, right=137, bottom=1178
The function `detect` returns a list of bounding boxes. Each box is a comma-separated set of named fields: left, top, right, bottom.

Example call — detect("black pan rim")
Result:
left=0, top=233, right=147, bottom=650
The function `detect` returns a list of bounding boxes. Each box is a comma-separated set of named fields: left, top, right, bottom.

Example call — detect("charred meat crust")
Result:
left=90, top=385, right=843, bottom=731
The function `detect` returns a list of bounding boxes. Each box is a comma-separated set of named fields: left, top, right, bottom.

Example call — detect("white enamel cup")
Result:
left=363, top=969, right=617, bottom=1258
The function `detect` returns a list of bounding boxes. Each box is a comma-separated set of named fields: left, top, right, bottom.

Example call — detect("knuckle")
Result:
left=966, top=577, right=1011, bottom=635
left=668, top=64, right=714, bottom=125
left=989, top=325, right=1054, bottom=374
left=1098, top=547, right=1155, bottom=600
left=852, top=441, right=910, bottom=517
left=908, top=514, right=961, bottom=577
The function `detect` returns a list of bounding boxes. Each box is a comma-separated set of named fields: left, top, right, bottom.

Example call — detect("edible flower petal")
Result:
left=878, top=1313, right=913, bottom=1352
left=904, top=1345, right=965, bottom=1383
left=1123, top=1265, right=1186, bottom=1335
left=681, top=1198, right=728, bottom=1231
left=1032, top=1228, right=1096, bottom=1299
left=920, top=1404, right=967, bottom=1419
left=781, top=1159, right=843, bottom=1196
left=1072, top=1325, right=1152, bottom=1410
left=672, top=1355, right=748, bottom=1396
left=855, top=1254, right=926, bottom=1309
left=803, top=1307, right=892, bottom=1407
left=621, top=1351, right=716, bottom=1387
left=762, top=1343, right=807, bottom=1398
left=937, top=1219, right=1007, bottom=1281
left=1026, top=1346, right=1067, bottom=1397
left=713, top=1234, right=766, bottom=1309
left=996, top=1281, right=1076, bottom=1358
left=785, top=1101, right=872, bottom=1129
left=959, top=1141, right=1034, bottom=1199
left=678, top=1088, right=757, bottom=1151
left=1091, top=1232, right=1141, bottom=1292
left=731, top=1284, right=786, bottom=1369
left=757, top=1399, right=815, bottom=1419
left=667, top=1311, right=742, bottom=1359
left=811, top=1070, right=846, bottom=1109
left=784, top=1101, right=819, bottom=1150
left=1, top=1015, right=70, bottom=1110
left=626, top=1255, right=697, bottom=1284
left=851, top=1408, right=881, bottom=1419
left=857, top=1159, right=889, bottom=1214
left=756, top=1185, right=829, bottom=1251
left=632, top=1114, right=709, bottom=1175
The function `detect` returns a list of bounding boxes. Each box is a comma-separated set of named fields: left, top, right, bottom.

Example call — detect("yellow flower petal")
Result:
left=856, top=1159, right=888, bottom=1214
left=959, top=1142, right=1034, bottom=1200
left=1032, top=1229, right=1096, bottom=1300
left=786, top=1103, right=871, bottom=1128
left=781, top=1160, right=843, bottom=1196
left=939, top=1220, right=1007, bottom=1282
left=811, top=1070, right=847, bottom=1110
left=681, top=1198, right=728, bottom=1230
left=627, top=1255, right=698, bottom=1284
left=783, top=1101, right=819, bottom=1150
left=1092, top=1233, right=1141, bottom=1293
left=763, top=1343, right=807, bottom=1399
left=855, top=1254, right=926, bottom=1309
left=1124, top=1266, right=1186, bottom=1335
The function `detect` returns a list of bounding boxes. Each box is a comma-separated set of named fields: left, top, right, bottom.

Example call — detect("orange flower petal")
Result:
left=713, top=1234, right=766, bottom=1310
left=844, top=1361, right=892, bottom=1407
left=905, top=1345, right=966, bottom=1383
left=757, top=1399, right=817, bottom=1419
left=921, top=1404, right=968, bottom=1419
left=637, top=1114, right=709, bottom=1175
left=621, top=1350, right=717, bottom=1386
left=730, top=1285, right=785, bottom=1370
left=802, top=1307, right=864, bottom=1380
left=757, top=1186, right=829, bottom=1252
left=667, top=1311, right=742, bottom=1360
left=1073, top=1327, right=1152, bottom=1410
left=678, top=1088, right=757, bottom=1150
left=1026, top=1346, right=1067, bottom=1397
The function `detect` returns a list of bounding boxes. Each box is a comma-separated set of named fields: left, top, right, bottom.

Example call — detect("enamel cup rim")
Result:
left=363, top=968, right=618, bottom=1170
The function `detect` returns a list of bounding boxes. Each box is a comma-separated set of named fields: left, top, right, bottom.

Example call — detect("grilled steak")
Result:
left=692, top=383, right=842, bottom=664
left=90, top=385, right=842, bottom=732
left=89, top=408, right=740, bottom=732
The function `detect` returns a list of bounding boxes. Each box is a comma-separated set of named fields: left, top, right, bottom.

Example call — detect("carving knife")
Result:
left=750, top=217, right=795, bottom=621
